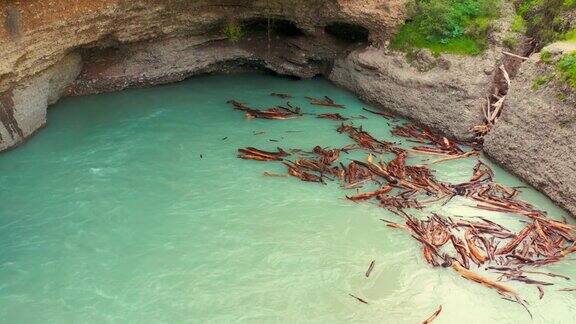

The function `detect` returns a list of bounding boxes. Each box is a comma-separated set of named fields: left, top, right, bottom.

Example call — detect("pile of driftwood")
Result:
left=227, top=100, right=302, bottom=120
left=473, top=63, right=512, bottom=137
left=305, top=96, right=346, bottom=108
left=233, top=97, right=575, bottom=319
left=475, top=51, right=531, bottom=138
left=228, top=94, right=352, bottom=121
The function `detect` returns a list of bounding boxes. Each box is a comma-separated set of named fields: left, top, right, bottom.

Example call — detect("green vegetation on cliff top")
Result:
left=514, top=1, right=575, bottom=92
left=516, top=0, right=576, bottom=45
left=558, top=51, right=576, bottom=88
left=391, top=0, right=501, bottom=56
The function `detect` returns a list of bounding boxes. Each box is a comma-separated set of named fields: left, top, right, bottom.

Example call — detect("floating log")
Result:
left=228, top=99, right=302, bottom=119
left=465, top=231, right=487, bottom=265
left=422, top=305, right=442, bottom=324
left=365, top=260, right=375, bottom=278
left=348, top=293, right=369, bottom=304
left=283, top=161, right=325, bottom=183
left=270, top=92, right=292, bottom=99
left=452, top=259, right=521, bottom=301
left=362, top=107, right=394, bottom=119
left=338, top=123, right=401, bottom=154
left=346, top=186, right=392, bottom=202
left=496, top=225, right=533, bottom=255
left=305, top=96, right=345, bottom=108
left=317, top=113, right=348, bottom=121
left=237, top=147, right=288, bottom=161
left=393, top=124, right=463, bottom=155
left=431, top=151, right=478, bottom=164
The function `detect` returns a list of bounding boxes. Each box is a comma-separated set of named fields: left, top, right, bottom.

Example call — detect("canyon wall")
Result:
left=484, top=42, right=576, bottom=216
left=0, top=0, right=408, bottom=149
left=2, top=0, right=496, bottom=151
left=0, top=53, right=82, bottom=151
left=2, top=1, right=576, bottom=215
left=329, top=48, right=493, bottom=141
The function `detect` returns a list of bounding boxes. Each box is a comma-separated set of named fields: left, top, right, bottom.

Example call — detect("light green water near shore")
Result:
left=0, top=74, right=575, bottom=323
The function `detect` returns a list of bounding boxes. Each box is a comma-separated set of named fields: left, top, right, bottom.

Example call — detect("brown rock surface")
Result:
left=4, top=0, right=574, bottom=217
left=0, top=0, right=406, bottom=93
left=0, top=0, right=407, bottom=150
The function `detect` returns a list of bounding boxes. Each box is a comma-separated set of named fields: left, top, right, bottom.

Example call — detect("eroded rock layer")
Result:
left=2, top=0, right=575, bottom=217
left=0, top=0, right=408, bottom=150
left=484, top=43, right=576, bottom=216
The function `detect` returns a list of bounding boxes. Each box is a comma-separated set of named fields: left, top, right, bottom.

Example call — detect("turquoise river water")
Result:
left=0, top=74, right=575, bottom=323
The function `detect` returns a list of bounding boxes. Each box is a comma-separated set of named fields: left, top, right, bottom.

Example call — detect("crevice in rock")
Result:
left=4, top=5, right=22, bottom=40
left=324, top=22, right=369, bottom=44
left=0, top=89, right=23, bottom=142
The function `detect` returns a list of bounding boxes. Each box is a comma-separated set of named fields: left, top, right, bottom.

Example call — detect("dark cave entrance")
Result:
left=242, top=18, right=305, bottom=37
left=324, top=22, right=369, bottom=43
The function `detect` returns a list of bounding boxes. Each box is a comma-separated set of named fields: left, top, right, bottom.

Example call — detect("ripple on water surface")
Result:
left=0, top=74, right=574, bottom=323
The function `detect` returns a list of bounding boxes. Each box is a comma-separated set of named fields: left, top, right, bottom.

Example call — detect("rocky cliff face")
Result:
left=484, top=42, right=576, bottom=216
left=0, top=0, right=404, bottom=91
left=0, top=0, right=498, bottom=148
left=329, top=47, right=496, bottom=140
left=0, top=0, right=407, bottom=150
left=2, top=0, right=575, bottom=216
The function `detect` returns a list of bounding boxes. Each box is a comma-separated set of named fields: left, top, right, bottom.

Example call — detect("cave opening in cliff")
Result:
left=243, top=18, right=305, bottom=37
left=324, top=22, right=369, bottom=43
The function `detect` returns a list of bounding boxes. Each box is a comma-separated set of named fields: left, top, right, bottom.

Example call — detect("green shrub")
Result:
left=557, top=51, right=576, bottom=88
left=516, top=0, right=575, bottom=46
left=503, top=33, right=519, bottom=49
left=511, top=15, right=527, bottom=33
left=223, top=22, right=245, bottom=42
left=518, top=0, right=545, bottom=17
left=391, top=0, right=501, bottom=56
left=540, top=50, right=553, bottom=63
left=562, top=28, right=576, bottom=41
left=563, top=0, right=576, bottom=8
